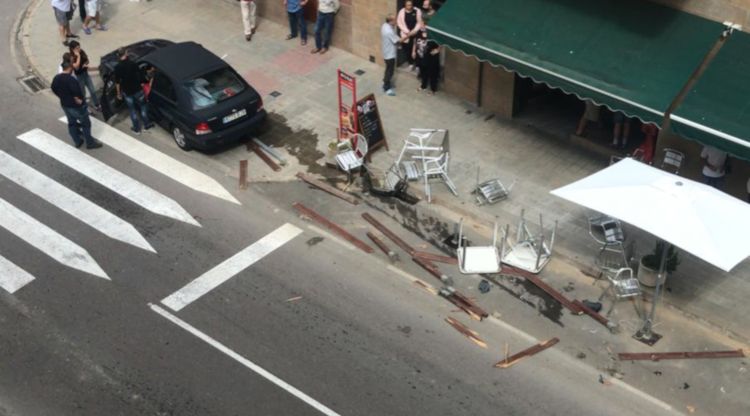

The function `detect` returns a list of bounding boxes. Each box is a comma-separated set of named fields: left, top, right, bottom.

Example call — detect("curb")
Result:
left=13, top=0, right=46, bottom=85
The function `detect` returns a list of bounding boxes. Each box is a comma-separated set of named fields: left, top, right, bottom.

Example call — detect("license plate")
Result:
left=223, top=109, right=247, bottom=124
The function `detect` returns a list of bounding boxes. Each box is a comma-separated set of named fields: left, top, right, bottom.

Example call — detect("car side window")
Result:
left=152, top=71, right=177, bottom=102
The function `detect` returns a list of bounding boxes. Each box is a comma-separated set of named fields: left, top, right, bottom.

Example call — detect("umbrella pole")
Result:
left=635, top=241, right=670, bottom=345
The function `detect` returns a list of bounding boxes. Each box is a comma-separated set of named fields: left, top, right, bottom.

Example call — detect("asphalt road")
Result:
left=0, top=2, right=681, bottom=415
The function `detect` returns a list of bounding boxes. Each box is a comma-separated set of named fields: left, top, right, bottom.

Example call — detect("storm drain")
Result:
left=19, top=75, right=46, bottom=94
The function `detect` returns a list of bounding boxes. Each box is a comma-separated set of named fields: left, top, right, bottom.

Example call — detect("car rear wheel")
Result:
left=171, top=125, right=192, bottom=151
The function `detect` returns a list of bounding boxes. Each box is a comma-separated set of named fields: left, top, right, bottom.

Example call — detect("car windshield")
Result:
left=184, top=67, right=245, bottom=110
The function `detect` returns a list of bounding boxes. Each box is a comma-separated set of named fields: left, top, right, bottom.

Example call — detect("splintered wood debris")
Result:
left=285, top=296, right=303, bottom=302
left=445, top=317, right=487, bottom=349
left=494, top=337, right=560, bottom=369
left=618, top=349, right=746, bottom=362
left=413, top=280, right=438, bottom=295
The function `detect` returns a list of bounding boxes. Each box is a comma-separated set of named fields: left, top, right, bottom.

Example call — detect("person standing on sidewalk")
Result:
left=381, top=14, right=405, bottom=96
left=52, top=0, right=77, bottom=47
left=68, top=41, right=101, bottom=112
left=238, top=0, right=256, bottom=41
left=414, top=29, right=440, bottom=95
left=310, top=0, right=339, bottom=54
left=50, top=61, right=102, bottom=149
left=78, top=0, right=86, bottom=23
left=284, top=0, right=308, bottom=45
left=82, top=0, right=107, bottom=34
left=397, top=1, right=423, bottom=71
left=114, top=47, right=153, bottom=135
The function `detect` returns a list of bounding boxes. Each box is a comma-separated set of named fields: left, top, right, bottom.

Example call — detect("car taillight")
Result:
left=195, top=122, right=212, bottom=135
left=257, top=96, right=264, bottom=111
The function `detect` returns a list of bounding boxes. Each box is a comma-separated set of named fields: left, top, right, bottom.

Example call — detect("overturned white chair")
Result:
left=395, top=128, right=458, bottom=203
left=501, top=210, right=557, bottom=274
left=456, top=219, right=506, bottom=275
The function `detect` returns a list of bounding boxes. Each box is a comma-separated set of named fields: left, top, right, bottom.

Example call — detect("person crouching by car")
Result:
left=114, top=47, right=153, bottom=135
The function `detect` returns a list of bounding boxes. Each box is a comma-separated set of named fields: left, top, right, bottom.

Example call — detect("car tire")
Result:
left=171, top=125, right=192, bottom=151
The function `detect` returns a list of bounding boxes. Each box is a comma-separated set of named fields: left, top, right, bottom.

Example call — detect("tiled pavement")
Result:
left=22, top=0, right=750, bottom=342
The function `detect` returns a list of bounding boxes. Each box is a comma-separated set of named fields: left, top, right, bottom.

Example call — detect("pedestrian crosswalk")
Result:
left=0, top=121, right=242, bottom=293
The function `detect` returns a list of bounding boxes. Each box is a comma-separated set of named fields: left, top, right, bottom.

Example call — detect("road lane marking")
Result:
left=0, top=197, right=109, bottom=280
left=0, top=151, right=155, bottom=253
left=161, top=223, right=303, bottom=311
left=149, top=303, right=341, bottom=416
left=0, top=255, right=36, bottom=293
left=17, top=129, right=200, bottom=227
left=63, top=117, right=240, bottom=205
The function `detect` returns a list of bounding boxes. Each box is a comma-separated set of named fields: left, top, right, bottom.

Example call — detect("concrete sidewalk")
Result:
left=21, top=0, right=750, bottom=344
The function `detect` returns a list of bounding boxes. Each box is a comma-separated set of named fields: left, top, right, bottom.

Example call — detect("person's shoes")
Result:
left=251, top=28, right=256, bottom=35
left=417, top=87, right=425, bottom=93
left=131, top=127, right=141, bottom=135
left=427, top=90, right=435, bottom=96
left=83, top=27, right=92, bottom=35
left=245, top=34, right=252, bottom=41
left=409, top=64, right=415, bottom=72
left=86, top=139, right=103, bottom=149
left=320, top=48, right=328, bottom=55
left=74, top=140, right=84, bottom=149
left=95, top=25, right=107, bottom=31
left=386, top=89, right=396, bottom=96
left=144, top=123, right=155, bottom=131
left=63, top=40, right=70, bottom=47
left=285, top=34, right=295, bottom=40
left=310, top=48, right=321, bottom=54
left=66, top=34, right=79, bottom=39
left=301, top=39, right=307, bottom=46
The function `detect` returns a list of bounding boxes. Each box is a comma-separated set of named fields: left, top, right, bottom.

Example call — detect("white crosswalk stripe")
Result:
left=0, top=151, right=156, bottom=253
left=0, top=197, right=109, bottom=280
left=64, top=117, right=240, bottom=205
left=0, top=255, right=36, bottom=293
left=17, top=129, right=200, bottom=227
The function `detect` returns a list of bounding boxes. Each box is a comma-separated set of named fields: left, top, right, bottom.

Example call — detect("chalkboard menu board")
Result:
left=356, top=94, right=388, bottom=156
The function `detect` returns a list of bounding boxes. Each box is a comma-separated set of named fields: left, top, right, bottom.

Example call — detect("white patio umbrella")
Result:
left=551, top=158, right=750, bottom=342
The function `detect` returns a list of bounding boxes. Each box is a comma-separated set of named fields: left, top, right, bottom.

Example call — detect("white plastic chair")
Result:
left=394, top=129, right=457, bottom=203
left=335, top=133, right=368, bottom=173
left=501, top=210, right=557, bottom=274
left=456, top=219, right=505, bottom=275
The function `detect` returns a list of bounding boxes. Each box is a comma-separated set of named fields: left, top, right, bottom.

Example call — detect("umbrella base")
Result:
left=633, top=329, right=662, bottom=346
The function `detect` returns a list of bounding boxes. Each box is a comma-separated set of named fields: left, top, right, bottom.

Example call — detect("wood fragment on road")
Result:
left=248, top=142, right=282, bottom=171
left=292, top=202, right=373, bottom=253
left=413, top=250, right=458, bottom=265
left=617, top=349, right=746, bottom=362
left=445, top=317, right=487, bottom=349
left=297, top=172, right=359, bottom=205
left=494, top=337, right=559, bottom=368
left=285, top=296, right=303, bottom=302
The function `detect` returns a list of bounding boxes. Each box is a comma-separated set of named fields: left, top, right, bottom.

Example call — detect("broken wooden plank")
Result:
left=413, top=250, right=458, bottom=265
left=367, top=232, right=397, bottom=260
left=248, top=142, right=282, bottom=172
left=413, top=279, right=438, bottom=295
left=292, top=202, right=373, bottom=254
left=361, top=213, right=415, bottom=254
left=412, top=256, right=446, bottom=282
left=297, top=172, right=359, bottom=206
left=618, top=349, right=746, bottom=362
left=502, top=265, right=582, bottom=314
left=494, top=338, right=560, bottom=368
left=239, top=160, right=248, bottom=190
left=573, top=300, right=611, bottom=328
left=440, top=289, right=488, bottom=321
left=445, top=317, right=487, bottom=349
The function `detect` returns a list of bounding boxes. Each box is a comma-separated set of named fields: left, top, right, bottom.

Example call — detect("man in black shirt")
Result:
left=114, top=47, right=153, bottom=135
left=50, top=61, right=102, bottom=149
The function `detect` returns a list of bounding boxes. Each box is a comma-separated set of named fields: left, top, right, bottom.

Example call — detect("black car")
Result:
left=99, top=40, right=266, bottom=151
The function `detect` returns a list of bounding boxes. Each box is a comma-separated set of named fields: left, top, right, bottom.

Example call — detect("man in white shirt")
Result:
left=51, top=0, right=76, bottom=46
left=239, top=0, right=256, bottom=41
left=311, top=0, right=339, bottom=54
left=700, top=145, right=728, bottom=189
left=381, top=14, right=405, bottom=96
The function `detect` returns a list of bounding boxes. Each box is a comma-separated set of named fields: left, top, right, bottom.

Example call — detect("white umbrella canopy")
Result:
left=551, top=158, right=750, bottom=272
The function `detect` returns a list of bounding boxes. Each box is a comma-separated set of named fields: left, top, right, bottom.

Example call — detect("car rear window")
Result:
left=184, top=67, right=246, bottom=110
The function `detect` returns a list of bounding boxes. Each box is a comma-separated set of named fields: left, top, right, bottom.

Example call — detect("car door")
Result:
left=147, top=69, right=179, bottom=127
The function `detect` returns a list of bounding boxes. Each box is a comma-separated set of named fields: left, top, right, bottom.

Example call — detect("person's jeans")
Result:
left=287, top=10, right=306, bottom=40
left=123, top=90, right=151, bottom=132
left=77, top=72, right=100, bottom=108
left=703, top=174, right=725, bottom=190
left=314, top=12, right=334, bottom=49
left=383, top=58, right=395, bottom=91
left=62, top=105, right=95, bottom=147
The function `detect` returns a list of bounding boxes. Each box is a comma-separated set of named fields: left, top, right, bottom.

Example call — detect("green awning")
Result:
left=671, top=31, right=750, bottom=161
left=427, top=0, right=724, bottom=125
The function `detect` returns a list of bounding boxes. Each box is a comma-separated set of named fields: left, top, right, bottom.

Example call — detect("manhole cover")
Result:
left=19, top=75, right=46, bottom=94
left=269, top=90, right=282, bottom=97
left=354, top=69, right=366, bottom=76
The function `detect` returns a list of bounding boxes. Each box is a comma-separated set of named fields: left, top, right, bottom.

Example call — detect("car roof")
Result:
left=143, top=41, right=228, bottom=81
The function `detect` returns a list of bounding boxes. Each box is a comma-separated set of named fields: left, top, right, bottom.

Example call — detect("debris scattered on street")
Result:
left=362, top=213, right=415, bottom=254
left=445, top=317, right=487, bottom=349
left=686, top=405, right=696, bottom=413
left=562, top=282, right=575, bottom=293
left=413, top=250, right=458, bottom=265
left=573, top=300, right=613, bottom=330
left=581, top=299, right=602, bottom=312
left=576, top=352, right=586, bottom=359
left=653, top=370, right=662, bottom=376
left=248, top=142, right=282, bottom=171
left=252, top=137, right=287, bottom=166
left=297, top=172, right=359, bottom=205
left=682, top=382, right=690, bottom=390
left=239, top=160, right=248, bottom=190
left=440, top=287, right=488, bottom=321
left=503, top=265, right=582, bottom=314
left=478, top=279, right=491, bottom=294
left=285, top=296, right=303, bottom=302
left=367, top=232, right=398, bottom=262
left=413, top=280, right=438, bottom=295
left=413, top=256, right=453, bottom=286
left=292, top=202, right=373, bottom=253
left=617, top=349, right=746, bottom=362
left=495, top=337, right=559, bottom=369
